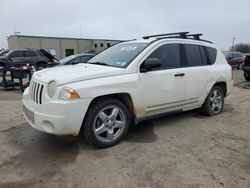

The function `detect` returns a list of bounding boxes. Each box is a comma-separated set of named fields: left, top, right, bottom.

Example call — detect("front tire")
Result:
left=202, top=86, right=224, bottom=116
left=82, top=98, right=131, bottom=148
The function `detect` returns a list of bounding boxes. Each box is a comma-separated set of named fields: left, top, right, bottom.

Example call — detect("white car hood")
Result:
left=32, top=64, right=126, bottom=85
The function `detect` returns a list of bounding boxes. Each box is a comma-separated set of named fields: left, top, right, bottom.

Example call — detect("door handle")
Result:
left=175, top=73, right=185, bottom=77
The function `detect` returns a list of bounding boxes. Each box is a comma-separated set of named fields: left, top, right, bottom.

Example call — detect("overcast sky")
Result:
left=1, top=0, right=250, bottom=50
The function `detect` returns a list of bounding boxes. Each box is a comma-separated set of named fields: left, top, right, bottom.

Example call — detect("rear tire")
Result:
left=82, top=98, right=131, bottom=148
left=201, top=86, right=224, bottom=116
left=244, top=71, right=250, bottom=81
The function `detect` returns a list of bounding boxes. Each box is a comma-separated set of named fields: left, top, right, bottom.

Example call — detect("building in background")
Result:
left=7, top=35, right=123, bottom=59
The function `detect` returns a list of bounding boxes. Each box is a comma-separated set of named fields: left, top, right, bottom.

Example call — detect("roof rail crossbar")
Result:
left=186, top=33, right=203, bottom=40
left=142, top=32, right=189, bottom=39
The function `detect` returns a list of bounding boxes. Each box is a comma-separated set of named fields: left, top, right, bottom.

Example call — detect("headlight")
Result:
left=47, top=81, right=57, bottom=98
left=59, top=87, right=80, bottom=100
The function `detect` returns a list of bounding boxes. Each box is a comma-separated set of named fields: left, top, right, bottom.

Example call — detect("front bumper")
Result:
left=22, top=88, right=91, bottom=136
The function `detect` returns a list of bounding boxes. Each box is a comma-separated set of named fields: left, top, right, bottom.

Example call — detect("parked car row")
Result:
left=223, top=51, right=250, bottom=81
left=57, top=53, right=95, bottom=66
left=0, top=48, right=95, bottom=70
left=0, top=49, right=56, bottom=70
left=224, top=51, right=245, bottom=69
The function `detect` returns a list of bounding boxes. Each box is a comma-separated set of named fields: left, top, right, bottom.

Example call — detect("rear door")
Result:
left=24, top=50, right=38, bottom=65
left=183, top=44, right=215, bottom=103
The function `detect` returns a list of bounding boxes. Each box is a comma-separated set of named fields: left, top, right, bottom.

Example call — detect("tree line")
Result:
left=230, top=43, right=250, bottom=53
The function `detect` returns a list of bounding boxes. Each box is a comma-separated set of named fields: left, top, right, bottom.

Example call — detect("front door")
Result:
left=139, top=43, right=187, bottom=115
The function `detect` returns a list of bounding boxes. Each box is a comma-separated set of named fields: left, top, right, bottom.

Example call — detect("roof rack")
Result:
left=142, top=32, right=212, bottom=43
left=186, top=33, right=202, bottom=40
left=142, top=32, right=189, bottom=39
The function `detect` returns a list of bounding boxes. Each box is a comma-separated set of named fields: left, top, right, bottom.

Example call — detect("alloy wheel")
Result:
left=210, top=89, right=223, bottom=114
left=93, top=105, right=126, bottom=143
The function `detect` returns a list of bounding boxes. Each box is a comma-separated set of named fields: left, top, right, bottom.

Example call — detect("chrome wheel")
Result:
left=210, top=89, right=222, bottom=114
left=93, top=105, right=126, bottom=143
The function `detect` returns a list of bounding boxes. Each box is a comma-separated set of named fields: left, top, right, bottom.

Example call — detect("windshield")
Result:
left=88, top=42, right=148, bottom=68
left=59, top=54, right=79, bottom=64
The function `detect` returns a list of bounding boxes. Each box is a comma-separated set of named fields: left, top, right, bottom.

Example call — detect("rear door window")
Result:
left=24, top=51, right=38, bottom=57
left=199, top=46, right=208, bottom=65
left=184, top=44, right=203, bottom=66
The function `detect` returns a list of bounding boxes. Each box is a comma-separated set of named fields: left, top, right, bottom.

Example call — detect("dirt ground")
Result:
left=0, top=70, right=250, bottom=188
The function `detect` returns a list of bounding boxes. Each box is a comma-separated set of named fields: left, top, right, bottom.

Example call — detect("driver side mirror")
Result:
left=140, top=58, right=162, bottom=72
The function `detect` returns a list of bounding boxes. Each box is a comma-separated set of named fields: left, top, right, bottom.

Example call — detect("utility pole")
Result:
left=232, top=37, right=236, bottom=51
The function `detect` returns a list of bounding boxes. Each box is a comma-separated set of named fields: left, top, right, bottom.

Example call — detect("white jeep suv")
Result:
left=23, top=32, right=233, bottom=148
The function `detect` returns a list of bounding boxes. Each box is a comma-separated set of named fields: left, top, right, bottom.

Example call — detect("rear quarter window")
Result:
left=206, top=47, right=217, bottom=65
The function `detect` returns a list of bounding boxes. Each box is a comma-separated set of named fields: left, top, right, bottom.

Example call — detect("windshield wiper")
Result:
left=88, top=61, right=109, bottom=66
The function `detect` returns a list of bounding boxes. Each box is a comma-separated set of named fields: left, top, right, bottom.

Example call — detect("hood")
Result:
left=32, top=64, right=126, bottom=85
left=40, top=49, right=58, bottom=62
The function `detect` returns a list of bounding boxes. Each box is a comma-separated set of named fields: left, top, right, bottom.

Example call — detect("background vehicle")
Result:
left=242, top=53, right=250, bottom=81
left=57, top=53, right=95, bottom=66
left=23, top=32, right=233, bottom=148
left=0, top=49, right=56, bottom=70
left=0, top=50, right=9, bottom=56
left=225, top=51, right=245, bottom=69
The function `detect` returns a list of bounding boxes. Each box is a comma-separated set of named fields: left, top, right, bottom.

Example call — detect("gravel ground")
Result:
left=0, top=70, right=250, bottom=188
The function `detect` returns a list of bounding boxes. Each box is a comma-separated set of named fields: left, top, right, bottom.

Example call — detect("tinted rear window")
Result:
left=184, top=44, right=203, bottom=66
left=24, top=51, right=37, bottom=57
left=206, top=47, right=217, bottom=64
left=200, top=46, right=208, bottom=65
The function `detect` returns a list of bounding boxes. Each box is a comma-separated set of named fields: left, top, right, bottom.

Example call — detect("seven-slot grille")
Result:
left=29, top=80, right=44, bottom=104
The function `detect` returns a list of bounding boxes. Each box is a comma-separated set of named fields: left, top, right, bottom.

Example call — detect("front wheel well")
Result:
left=213, top=82, right=227, bottom=96
left=80, top=93, right=135, bottom=135
left=88, top=93, right=135, bottom=115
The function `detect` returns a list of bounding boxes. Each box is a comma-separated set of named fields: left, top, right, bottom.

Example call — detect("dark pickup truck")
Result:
left=0, top=49, right=56, bottom=70
left=242, top=53, right=250, bottom=81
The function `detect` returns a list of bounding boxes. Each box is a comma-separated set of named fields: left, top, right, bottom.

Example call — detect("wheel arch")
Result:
left=88, top=93, right=135, bottom=116
left=213, top=82, right=227, bottom=97
left=80, top=92, right=135, bottom=134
